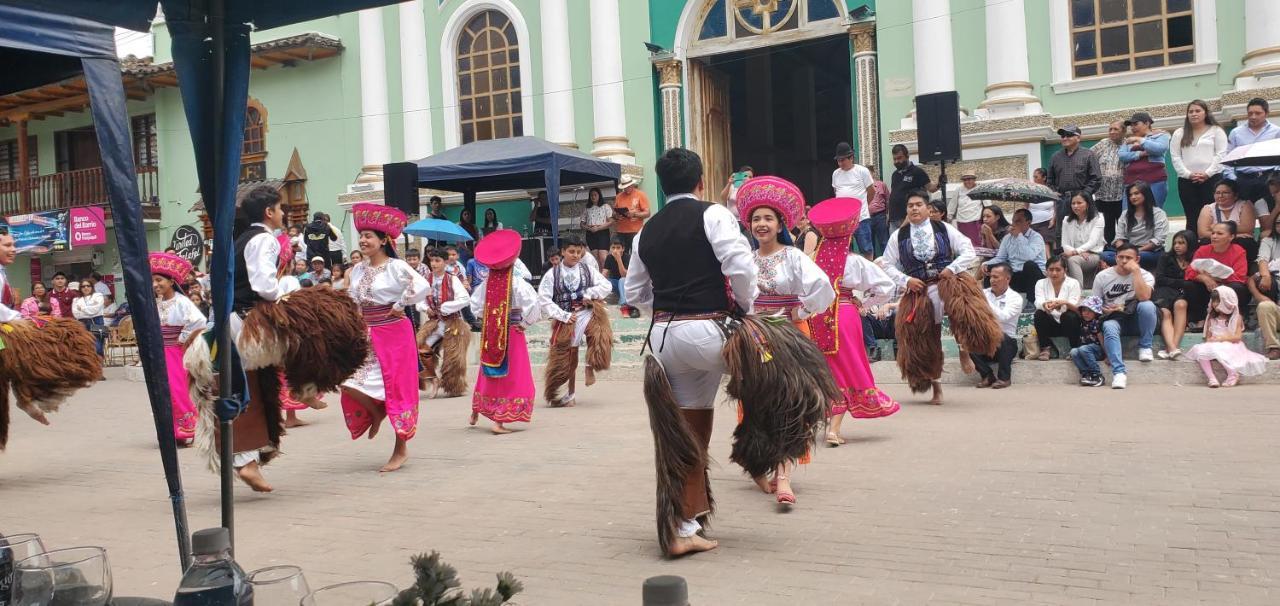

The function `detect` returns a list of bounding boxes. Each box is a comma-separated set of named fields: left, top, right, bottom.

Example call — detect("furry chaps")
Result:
left=0, top=318, right=101, bottom=450
left=543, top=317, right=578, bottom=404
left=238, top=287, right=369, bottom=400
left=417, top=315, right=472, bottom=397
left=585, top=300, right=614, bottom=371
left=938, top=272, right=1004, bottom=357
left=894, top=290, right=943, bottom=393
left=642, top=356, right=709, bottom=555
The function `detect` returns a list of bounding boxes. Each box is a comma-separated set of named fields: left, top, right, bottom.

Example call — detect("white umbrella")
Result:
left=1221, top=138, right=1280, bottom=167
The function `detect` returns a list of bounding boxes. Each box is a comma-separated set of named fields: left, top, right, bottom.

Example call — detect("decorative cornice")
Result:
left=654, top=58, right=682, bottom=88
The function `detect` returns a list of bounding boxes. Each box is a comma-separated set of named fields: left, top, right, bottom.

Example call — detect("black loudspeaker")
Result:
left=383, top=162, right=420, bottom=216
left=915, top=91, right=962, bottom=164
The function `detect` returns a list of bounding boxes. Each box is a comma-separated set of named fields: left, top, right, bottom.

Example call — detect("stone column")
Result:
left=849, top=22, right=881, bottom=170
left=588, top=0, right=635, bottom=163
left=653, top=57, right=682, bottom=151
left=358, top=8, right=391, bottom=181
left=911, top=0, right=955, bottom=95
left=399, top=0, right=434, bottom=161
left=541, top=0, right=577, bottom=148
left=978, top=0, right=1039, bottom=114
left=1237, top=0, right=1280, bottom=89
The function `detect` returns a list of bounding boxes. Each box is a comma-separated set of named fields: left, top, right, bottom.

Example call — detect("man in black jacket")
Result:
left=303, top=212, right=335, bottom=268
left=889, top=144, right=931, bottom=228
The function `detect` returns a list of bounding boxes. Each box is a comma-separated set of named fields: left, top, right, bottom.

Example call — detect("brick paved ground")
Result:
left=3, top=368, right=1280, bottom=604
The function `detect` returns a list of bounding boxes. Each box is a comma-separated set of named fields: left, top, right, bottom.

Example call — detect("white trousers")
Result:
left=646, top=319, right=727, bottom=410
left=567, top=309, right=593, bottom=347
left=424, top=321, right=446, bottom=347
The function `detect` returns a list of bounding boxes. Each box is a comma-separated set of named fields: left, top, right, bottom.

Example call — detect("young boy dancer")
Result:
left=417, top=248, right=471, bottom=398
left=538, top=236, right=612, bottom=407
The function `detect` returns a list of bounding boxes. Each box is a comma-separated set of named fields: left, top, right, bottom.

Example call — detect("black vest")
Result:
left=638, top=197, right=731, bottom=314
left=233, top=225, right=269, bottom=313
left=896, top=220, right=953, bottom=280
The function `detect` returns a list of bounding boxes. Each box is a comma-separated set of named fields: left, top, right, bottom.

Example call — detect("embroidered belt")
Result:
left=361, top=303, right=401, bottom=326
left=509, top=312, right=523, bottom=324
left=754, top=294, right=802, bottom=318
left=652, top=311, right=730, bottom=322
left=160, top=324, right=183, bottom=347
left=838, top=287, right=861, bottom=305
left=557, top=300, right=586, bottom=312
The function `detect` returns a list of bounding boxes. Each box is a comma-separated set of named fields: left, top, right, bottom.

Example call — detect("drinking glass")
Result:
left=11, top=547, right=111, bottom=606
left=299, top=581, right=398, bottom=606
left=1, top=534, right=48, bottom=606
left=248, top=566, right=310, bottom=606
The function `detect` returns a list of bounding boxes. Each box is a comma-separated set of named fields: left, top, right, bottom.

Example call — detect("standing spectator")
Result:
left=1224, top=97, right=1280, bottom=212
left=48, top=272, right=77, bottom=318
left=87, top=272, right=110, bottom=297
left=580, top=187, right=614, bottom=267
left=1094, top=244, right=1159, bottom=388
left=1032, top=255, right=1083, bottom=359
left=331, top=263, right=349, bottom=291
left=1120, top=112, right=1171, bottom=208
left=1027, top=168, right=1057, bottom=250
left=720, top=165, right=753, bottom=214
left=969, top=263, right=1022, bottom=389
left=866, top=166, right=891, bottom=255
left=1047, top=125, right=1102, bottom=246
left=456, top=209, right=480, bottom=252
left=1171, top=100, right=1228, bottom=226
left=1253, top=228, right=1280, bottom=359
left=542, top=247, right=561, bottom=274
left=287, top=224, right=305, bottom=255
left=1196, top=179, right=1258, bottom=260
left=349, top=250, right=364, bottom=265
left=19, top=281, right=60, bottom=318
left=326, top=213, right=345, bottom=268
left=303, top=212, right=335, bottom=268
left=1183, top=286, right=1269, bottom=387
left=1185, top=222, right=1251, bottom=314
left=791, top=212, right=821, bottom=256
left=832, top=142, right=875, bottom=256
left=72, top=281, right=107, bottom=359
left=1068, top=296, right=1108, bottom=387
left=1090, top=120, right=1128, bottom=244
left=948, top=172, right=983, bottom=247
left=530, top=191, right=553, bottom=235
left=482, top=208, right=504, bottom=236
left=613, top=174, right=649, bottom=255
left=888, top=144, right=930, bottom=228
left=1105, top=181, right=1168, bottom=269
left=101, top=295, right=121, bottom=328
left=982, top=208, right=1046, bottom=304
left=428, top=196, right=447, bottom=220
left=1060, top=192, right=1105, bottom=287
left=1154, top=230, right=1198, bottom=360
left=603, top=238, right=638, bottom=318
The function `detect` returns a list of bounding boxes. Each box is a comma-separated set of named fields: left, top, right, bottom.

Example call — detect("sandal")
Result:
left=1207, top=376, right=1220, bottom=388
left=1168, top=349, right=1182, bottom=360
left=1036, top=349, right=1051, bottom=362
left=1156, top=349, right=1170, bottom=360
left=1223, top=374, right=1239, bottom=388
left=825, top=433, right=841, bottom=447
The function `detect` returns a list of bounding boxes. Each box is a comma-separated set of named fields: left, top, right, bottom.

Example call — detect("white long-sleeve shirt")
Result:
left=947, top=185, right=983, bottom=223
left=753, top=247, right=834, bottom=320
left=625, top=195, right=758, bottom=314
left=72, top=293, right=105, bottom=320
left=1033, top=277, right=1082, bottom=322
left=1170, top=126, right=1228, bottom=178
left=0, top=266, right=20, bottom=322
left=470, top=276, right=543, bottom=327
left=841, top=254, right=895, bottom=308
left=537, top=261, right=612, bottom=323
left=1060, top=215, right=1105, bottom=254
left=880, top=220, right=977, bottom=288
left=346, top=258, right=429, bottom=310
left=157, top=293, right=207, bottom=344
left=417, top=272, right=470, bottom=317
left=984, top=287, right=1023, bottom=338
left=244, top=223, right=285, bottom=303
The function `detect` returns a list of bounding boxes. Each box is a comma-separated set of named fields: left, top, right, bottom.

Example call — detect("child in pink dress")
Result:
left=1183, top=286, right=1269, bottom=387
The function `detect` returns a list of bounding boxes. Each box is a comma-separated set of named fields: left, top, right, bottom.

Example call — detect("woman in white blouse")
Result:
left=71, top=281, right=107, bottom=358
left=1031, top=256, right=1082, bottom=361
left=1170, top=99, right=1228, bottom=228
left=580, top=187, right=615, bottom=268
left=1059, top=192, right=1105, bottom=287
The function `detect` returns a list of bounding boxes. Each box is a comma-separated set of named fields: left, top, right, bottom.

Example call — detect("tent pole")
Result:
left=209, top=0, right=236, bottom=554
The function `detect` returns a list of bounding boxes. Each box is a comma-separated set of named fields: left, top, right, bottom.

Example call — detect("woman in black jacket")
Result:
left=1154, top=229, right=1198, bottom=359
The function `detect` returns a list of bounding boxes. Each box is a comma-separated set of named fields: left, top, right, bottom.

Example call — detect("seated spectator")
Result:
left=291, top=258, right=308, bottom=277
left=975, top=205, right=1010, bottom=262
left=19, top=281, right=61, bottom=319
left=349, top=250, right=364, bottom=265
left=1027, top=167, right=1056, bottom=247
left=1093, top=244, right=1158, bottom=389
left=982, top=208, right=1046, bottom=304
left=1032, top=256, right=1082, bottom=360
left=1184, top=286, right=1270, bottom=387
left=1154, top=230, right=1198, bottom=360
left=331, top=263, right=349, bottom=290
left=1069, top=296, right=1107, bottom=387
left=1059, top=191, right=1105, bottom=287
left=101, top=295, right=121, bottom=328
left=862, top=262, right=901, bottom=363
left=543, top=247, right=562, bottom=275
left=301, top=256, right=332, bottom=284
left=1197, top=179, right=1258, bottom=261
left=970, top=263, right=1022, bottom=389
left=602, top=238, right=639, bottom=318
left=1250, top=229, right=1280, bottom=359
left=1103, top=181, right=1168, bottom=270
left=1185, top=222, right=1251, bottom=317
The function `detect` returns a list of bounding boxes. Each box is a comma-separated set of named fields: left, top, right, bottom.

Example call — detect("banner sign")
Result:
left=0, top=210, right=69, bottom=255
left=170, top=225, right=205, bottom=266
left=69, top=206, right=107, bottom=248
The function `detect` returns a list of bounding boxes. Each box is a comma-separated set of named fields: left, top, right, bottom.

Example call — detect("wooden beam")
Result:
left=17, top=119, right=29, bottom=213
left=0, top=94, right=91, bottom=123
left=250, top=57, right=272, bottom=70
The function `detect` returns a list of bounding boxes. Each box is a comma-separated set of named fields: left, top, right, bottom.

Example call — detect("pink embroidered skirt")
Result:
left=473, top=328, right=534, bottom=423
left=827, top=301, right=899, bottom=419
left=341, top=313, right=420, bottom=441
left=161, top=326, right=197, bottom=441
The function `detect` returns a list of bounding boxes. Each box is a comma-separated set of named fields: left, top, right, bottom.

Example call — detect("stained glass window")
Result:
left=457, top=10, right=523, bottom=144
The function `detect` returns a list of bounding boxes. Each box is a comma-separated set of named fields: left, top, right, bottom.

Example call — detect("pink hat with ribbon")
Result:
left=736, top=176, right=805, bottom=229
left=149, top=252, right=193, bottom=284
left=276, top=233, right=295, bottom=270
left=809, top=197, right=862, bottom=238
left=353, top=202, right=408, bottom=240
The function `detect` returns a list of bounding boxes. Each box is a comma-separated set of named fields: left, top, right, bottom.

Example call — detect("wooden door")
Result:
left=688, top=59, right=732, bottom=203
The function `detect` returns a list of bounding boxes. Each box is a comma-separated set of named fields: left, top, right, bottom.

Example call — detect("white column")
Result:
left=1237, top=0, right=1280, bottom=89
left=399, top=0, right=434, bottom=161
left=540, top=0, right=577, bottom=148
left=910, top=0, right=955, bottom=95
left=588, top=0, right=634, bottom=163
left=358, top=8, right=392, bottom=179
left=978, top=0, right=1039, bottom=115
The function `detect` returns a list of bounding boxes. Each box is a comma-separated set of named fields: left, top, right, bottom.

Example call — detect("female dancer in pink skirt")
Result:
left=470, top=229, right=543, bottom=434
left=808, top=197, right=899, bottom=446
left=340, top=203, right=429, bottom=472
left=150, top=252, right=207, bottom=445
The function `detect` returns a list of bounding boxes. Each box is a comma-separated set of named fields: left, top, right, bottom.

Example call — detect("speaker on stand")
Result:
left=914, top=91, right=962, bottom=211
left=383, top=161, right=421, bottom=251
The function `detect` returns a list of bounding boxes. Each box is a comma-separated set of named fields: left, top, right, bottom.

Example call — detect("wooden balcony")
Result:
left=0, top=166, right=161, bottom=221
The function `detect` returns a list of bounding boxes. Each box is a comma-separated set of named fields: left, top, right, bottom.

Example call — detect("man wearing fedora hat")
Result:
left=614, top=174, right=650, bottom=257
left=832, top=141, right=875, bottom=257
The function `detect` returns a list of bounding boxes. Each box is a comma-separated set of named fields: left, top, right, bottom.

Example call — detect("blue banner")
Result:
left=0, top=210, right=70, bottom=254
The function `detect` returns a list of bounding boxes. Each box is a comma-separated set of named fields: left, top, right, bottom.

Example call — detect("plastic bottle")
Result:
left=173, top=528, right=253, bottom=606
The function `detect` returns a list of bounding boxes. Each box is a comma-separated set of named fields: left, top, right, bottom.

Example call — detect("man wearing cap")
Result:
left=613, top=174, right=649, bottom=256
left=832, top=142, right=874, bottom=256
left=1120, top=112, right=1171, bottom=208
left=301, top=255, right=331, bottom=284
left=948, top=172, right=984, bottom=247
left=1047, top=125, right=1102, bottom=249
left=1225, top=97, right=1280, bottom=213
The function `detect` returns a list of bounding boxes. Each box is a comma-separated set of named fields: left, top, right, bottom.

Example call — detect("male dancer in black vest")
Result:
left=625, top=148, right=757, bottom=556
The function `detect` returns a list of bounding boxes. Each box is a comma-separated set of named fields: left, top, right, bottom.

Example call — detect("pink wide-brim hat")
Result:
left=276, top=233, right=295, bottom=269
left=475, top=229, right=522, bottom=269
left=150, top=252, right=193, bottom=284
left=736, top=176, right=805, bottom=229
left=353, top=202, right=408, bottom=240
left=808, top=197, right=863, bottom=238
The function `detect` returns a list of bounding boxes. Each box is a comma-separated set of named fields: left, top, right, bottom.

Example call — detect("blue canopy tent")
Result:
left=0, top=0, right=411, bottom=565
left=0, top=4, right=191, bottom=567
left=404, top=136, right=623, bottom=242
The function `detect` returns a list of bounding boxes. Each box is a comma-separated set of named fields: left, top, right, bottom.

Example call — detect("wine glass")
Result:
left=2, top=534, right=48, bottom=606
left=299, top=581, right=398, bottom=606
left=12, top=547, right=111, bottom=606
left=247, top=565, right=310, bottom=606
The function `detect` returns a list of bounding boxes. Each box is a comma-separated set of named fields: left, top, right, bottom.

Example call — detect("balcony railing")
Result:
left=0, top=166, right=160, bottom=216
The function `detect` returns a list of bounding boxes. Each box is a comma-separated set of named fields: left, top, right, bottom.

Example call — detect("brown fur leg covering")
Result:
left=543, top=320, right=577, bottom=404
left=0, top=381, right=10, bottom=451
left=895, top=291, right=943, bottom=393
left=240, top=288, right=369, bottom=399
left=643, top=356, right=706, bottom=556
left=585, top=301, right=614, bottom=371
left=0, top=318, right=100, bottom=415
left=939, top=272, right=1005, bottom=357
left=439, top=316, right=472, bottom=397
left=256, top=369, right=285, bottom=466
left=723, top=316, right=838, bottom=479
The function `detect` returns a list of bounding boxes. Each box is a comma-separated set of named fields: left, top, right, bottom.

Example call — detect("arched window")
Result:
left=696, top=0, right=842, bottom=44
left=241, top=99, right=268, bottom=182
left=456, top=10, right=523, bottom=144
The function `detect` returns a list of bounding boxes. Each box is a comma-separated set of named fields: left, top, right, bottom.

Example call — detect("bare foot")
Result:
left=236, top=462, right=273, bottom=492
left=491, top=423, right=512, bottom=434
left=667, top=534, right=719, bottom=557
left=380, top=441, right=408, bottom=472
left=563, top=396, right=576, bottom=407
left=585, top=366, right=596, bottom=387
left=17, top=402, right=50, bottom=426
left=367, top=407, right=387, bottom=440
left=753, top=475, right=774, bottom=494
left=304, top=396, right=327, bottom=410
left=284, top=416, right=309, bottom=428
left=469, top=411, right=479, bottom=426
left=959, top=352, right=975, bottom=375
left=930, top=381, right=944, bottom=405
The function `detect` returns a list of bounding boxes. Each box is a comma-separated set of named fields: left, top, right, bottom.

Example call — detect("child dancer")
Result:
left=471, top=230, right=543, bottom=434
left=1184, top=286, right=1269, bottom=387
left=417, top=248, right=471, bottom=398
left=538, top=236, right=613, bottom=407
left=150, top=252, right=207, bottom=446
